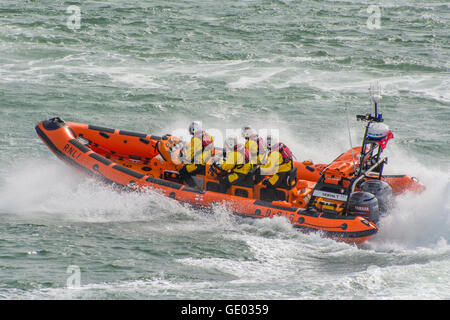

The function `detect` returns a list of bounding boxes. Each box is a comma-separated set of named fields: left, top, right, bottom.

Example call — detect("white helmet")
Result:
left=189, top=121, right=201, bottom=135
left=367, top=122, right=389, bottom=140
left=241, top=126, right=255, bottom=139
left=266, top=134, right=277, bottom=149
left=224, top=136, right=238, bottom=150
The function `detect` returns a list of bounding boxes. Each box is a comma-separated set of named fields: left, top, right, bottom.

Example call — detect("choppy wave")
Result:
left=0, top=0, right=449, bottom=299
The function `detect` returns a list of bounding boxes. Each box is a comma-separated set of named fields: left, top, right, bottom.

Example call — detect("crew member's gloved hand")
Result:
left=208, top=162, right=220, bottom=176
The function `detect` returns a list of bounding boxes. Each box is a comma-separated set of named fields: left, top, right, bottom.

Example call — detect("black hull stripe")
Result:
left=319, top=212, right=357, bottom=220
left=182, top=186, right=204, bottom=194
left=293, top=224, right=377, bottom=239
left=89, top=153, right=113, bottom=166
left=302, top=222, right=345, bottom=230
left=145, top=176, right=183, bottom=190
left=68, top=139, right=90, bottom=153
left=253, top=200, right=299, bottom=212
left=119, top=130, right=147, bottom=138
left=383, top=175, right=406, bottom=178
left=88, top=125, right=115, bottom=133
left=112, top=164, right=145, bottom=180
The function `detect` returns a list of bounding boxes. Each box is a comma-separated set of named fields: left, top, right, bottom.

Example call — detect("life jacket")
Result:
left=271, top=142, right=293, bottom=163
left=193, top=130, right=214, bottom=149
left=249, top=134, right=267, bottom=155
left=234, top=144, right=250, bottom=164
left=190, top=130, right=215, bottom=164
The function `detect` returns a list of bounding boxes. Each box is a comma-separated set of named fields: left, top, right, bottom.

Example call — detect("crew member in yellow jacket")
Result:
left=214, top=136, right=252, bottom=193
left=241, top=125, right=267, bottom=184
left=241, top=126, right=267, bottom=165
left=179, top=121, right=214, bottom=190
left=260, top=135, right=296, bottom=200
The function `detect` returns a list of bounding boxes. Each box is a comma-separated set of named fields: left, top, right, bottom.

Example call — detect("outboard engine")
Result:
left=360, top=180, right=393, bottom=213
left=348, top=191, right=380, bottom=223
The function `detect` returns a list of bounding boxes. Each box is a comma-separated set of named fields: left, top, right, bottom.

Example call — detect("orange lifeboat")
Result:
left=35, top=117, right=424, bottom=244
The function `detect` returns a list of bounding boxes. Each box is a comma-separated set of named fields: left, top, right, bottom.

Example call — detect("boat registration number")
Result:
left=313, top=190, right=348, bottom=201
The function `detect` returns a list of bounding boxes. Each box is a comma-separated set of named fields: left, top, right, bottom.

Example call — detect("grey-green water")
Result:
left=0, top=0, right=449, bottom=299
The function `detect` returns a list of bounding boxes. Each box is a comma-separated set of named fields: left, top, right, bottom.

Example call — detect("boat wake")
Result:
left=1, top=150, right=448, bottom=252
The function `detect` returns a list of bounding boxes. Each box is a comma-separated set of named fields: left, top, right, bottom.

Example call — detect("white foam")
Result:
left=371, top=178, right=450, bottom=249
left=0, top=160, right=187, bottom=223
left=226, top=67, right=291, bottom=89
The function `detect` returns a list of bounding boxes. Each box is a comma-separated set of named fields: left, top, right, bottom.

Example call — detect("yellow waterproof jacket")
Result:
left=245, top=139, right=266, bottom=165
left=185, top=132, right=214, bottom=166
left=260, top=150, right=292, bottom=175
left=220, top=150, right=252, bottom=175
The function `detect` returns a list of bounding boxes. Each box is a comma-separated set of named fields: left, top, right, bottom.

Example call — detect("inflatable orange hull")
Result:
left=34, top=118, right=423, bottom=244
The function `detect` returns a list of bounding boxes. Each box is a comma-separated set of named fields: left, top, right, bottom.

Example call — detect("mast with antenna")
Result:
left=355, top=82, right=386, bottom=177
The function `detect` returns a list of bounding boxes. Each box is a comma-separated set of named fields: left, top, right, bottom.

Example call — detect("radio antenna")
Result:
left=369, top=82, right=382, bottom=118
left=345, top=106, right=356, bottom=169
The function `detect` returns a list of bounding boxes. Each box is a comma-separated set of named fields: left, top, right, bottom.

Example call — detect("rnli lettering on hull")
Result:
left=62, top=143, right=82, bottom=160
left=313, top=190, right=348, bottom=201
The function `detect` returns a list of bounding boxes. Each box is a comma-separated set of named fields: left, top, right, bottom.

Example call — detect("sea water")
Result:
left=0, top=0, right=448, bottom=299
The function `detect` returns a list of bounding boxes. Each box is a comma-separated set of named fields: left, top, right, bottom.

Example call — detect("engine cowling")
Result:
left=360, top=180, right=393, bottom=213
left=348, top=191, right=380, bottom=223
